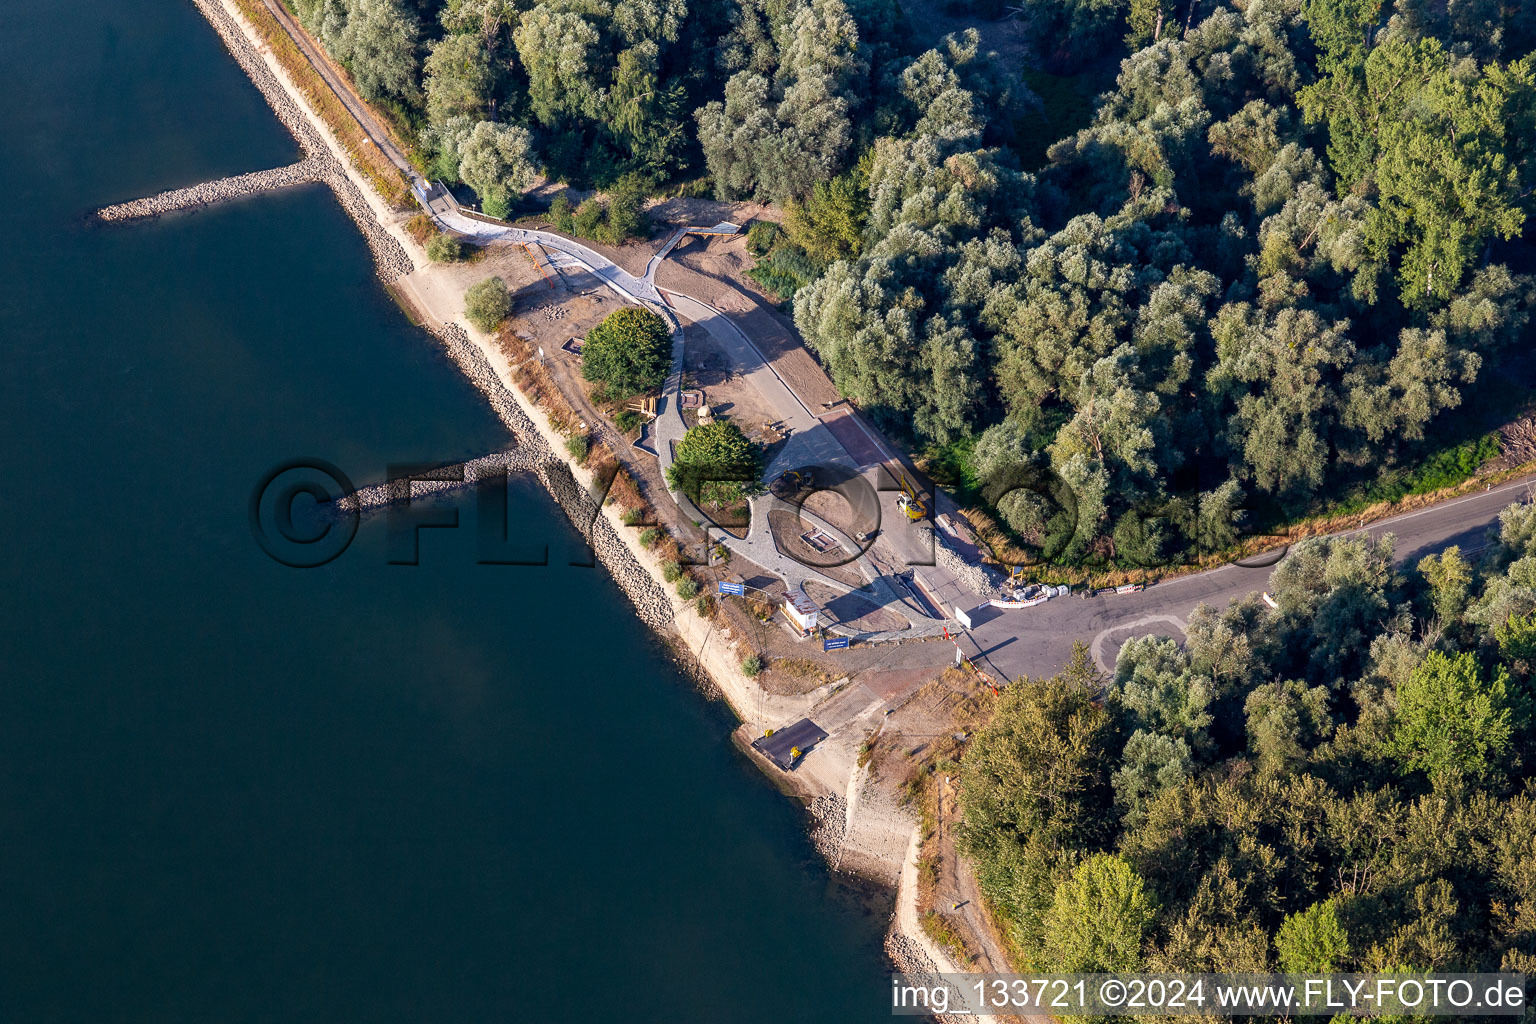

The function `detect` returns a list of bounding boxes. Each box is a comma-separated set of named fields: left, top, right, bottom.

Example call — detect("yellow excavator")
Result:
left=895, top=470, right=927, bottom=521
left=780, top=467, right=815, bottom=491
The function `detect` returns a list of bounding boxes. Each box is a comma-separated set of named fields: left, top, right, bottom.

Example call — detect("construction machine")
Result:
left=779, top=467, right=815, bottom=493
left=895, top=470, right=927, bottom=521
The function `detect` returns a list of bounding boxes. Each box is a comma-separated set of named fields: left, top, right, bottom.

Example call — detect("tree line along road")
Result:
left=968, top=473, right=1536, bottom=682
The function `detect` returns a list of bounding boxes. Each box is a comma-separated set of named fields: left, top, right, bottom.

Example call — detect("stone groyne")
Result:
left=96, top=157, right=326, bottom=221
left=96, top=0, right=414, bottom=281
left=425, top=323, right=677, bottom=633
left=336, top=449, right=538, bottom=514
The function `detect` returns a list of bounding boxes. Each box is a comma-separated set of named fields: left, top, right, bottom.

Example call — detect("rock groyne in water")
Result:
left=96, top=0, right=414, bottom=281
left=395, top=323, right=677, bottom=632
left=96, top=157, right=326, bottom=221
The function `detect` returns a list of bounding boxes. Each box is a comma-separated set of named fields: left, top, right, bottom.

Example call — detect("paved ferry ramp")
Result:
left=752, top=719, right=830, bottom=771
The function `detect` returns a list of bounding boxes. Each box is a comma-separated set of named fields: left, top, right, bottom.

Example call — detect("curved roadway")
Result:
left=261, top=0, right=1536, bottom=681
left=428, top=198, right=1536, bottom=676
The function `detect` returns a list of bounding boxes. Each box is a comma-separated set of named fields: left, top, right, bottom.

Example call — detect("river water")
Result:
left=0, top=2, right=894, bottom=1019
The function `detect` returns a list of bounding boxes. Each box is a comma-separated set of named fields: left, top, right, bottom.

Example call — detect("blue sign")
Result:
left=823, top=636, right=850, bottom=651
left=718, top=581, right=745, bottom=596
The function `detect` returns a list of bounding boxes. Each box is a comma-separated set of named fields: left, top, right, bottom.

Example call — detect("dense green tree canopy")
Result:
left=960, top=521, right=1536, bottom=981
left=580, top=306, right=673, bottom=398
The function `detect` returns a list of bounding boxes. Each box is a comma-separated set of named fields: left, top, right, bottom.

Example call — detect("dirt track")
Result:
left=658, top=237, right=842, bottom=409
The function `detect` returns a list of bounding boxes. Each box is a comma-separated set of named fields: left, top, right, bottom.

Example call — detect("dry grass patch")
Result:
left=230, top=0, right=409, bottom=207
left=766, top=657, right=838, bottom=688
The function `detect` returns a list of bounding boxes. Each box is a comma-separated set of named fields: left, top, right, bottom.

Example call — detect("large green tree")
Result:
left=423, top=31, right=495, bottom=125
left=695, top=0, right=862, bottom=201
left=1042, top=854, right=1157, bottom=972
left=1388, top=650, right=1513, bottom=786
left=514, top=2, right=605, bottom=126
left=665, top=421, right=762, bottom=505
left=1275, top=899, right=1351, bottom=971
left=333, top=0, right=421, bottom=103
left=580, top=306, right=672, bottom=398
left=457, top=121, right=537, bottom=217
left=1361, top=45, right=1536, bottom=306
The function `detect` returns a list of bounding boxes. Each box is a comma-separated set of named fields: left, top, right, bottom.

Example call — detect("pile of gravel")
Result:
left=808, top=793, right=848, bottom=863
left=936, top=542, right=1006, bottom=599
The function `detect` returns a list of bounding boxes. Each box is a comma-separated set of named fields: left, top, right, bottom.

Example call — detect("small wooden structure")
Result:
left=783, top=588, right=819, bottom=635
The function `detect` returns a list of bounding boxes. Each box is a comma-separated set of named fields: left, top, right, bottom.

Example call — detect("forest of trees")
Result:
left=290, top=0, right=908, bottom=206
left=959, top=499, right=1536, bottom=987
left=792, top=0, right=1536, bottom=564
left=291, top=0, right=1536, bottom=564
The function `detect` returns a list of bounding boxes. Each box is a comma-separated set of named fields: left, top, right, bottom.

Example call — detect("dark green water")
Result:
left=0, top=3, right=892, bottom=1019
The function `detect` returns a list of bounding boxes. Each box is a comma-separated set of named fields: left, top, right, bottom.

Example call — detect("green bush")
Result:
left=564, top=434, right=590, bottom=464
left=426, top=232, right=463, bottom=263
left=747, top=245, right=818, bottom=300
left=695, top=594, right=716, bottom=617
left=662, top=560, right=683, bottom=582
left=746, top=220, right=781, bottom=256
left=742, top=654, right=764, bottom=677
left=463, top=277, right=511, bottom=332
left=622, top=508, right=644, bottom=527
left=549, top=177, right=651, bottom=244
left=614, top=409, right=643, bottom=433
left=676, top=577, right=700, bottom=600
left=549, top=194, right=575, bottom=233
left=581, top=307, right=672, bottom=399
left=598, top=174, right=648, bottom=244
left=1405, top=433, right=1502, bottom=494
left=639, top=527, right=663, bottom=548
left=666, top=421, right=762, bottom=506
left=573, top=198, right=605, bottom=238
left=481, top=194, right=510, bottom=220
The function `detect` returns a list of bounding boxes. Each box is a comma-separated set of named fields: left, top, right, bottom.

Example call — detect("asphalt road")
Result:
left=257, top=2, right=1536, bottom=686
left=967, top=473, right=1536, bottom=681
